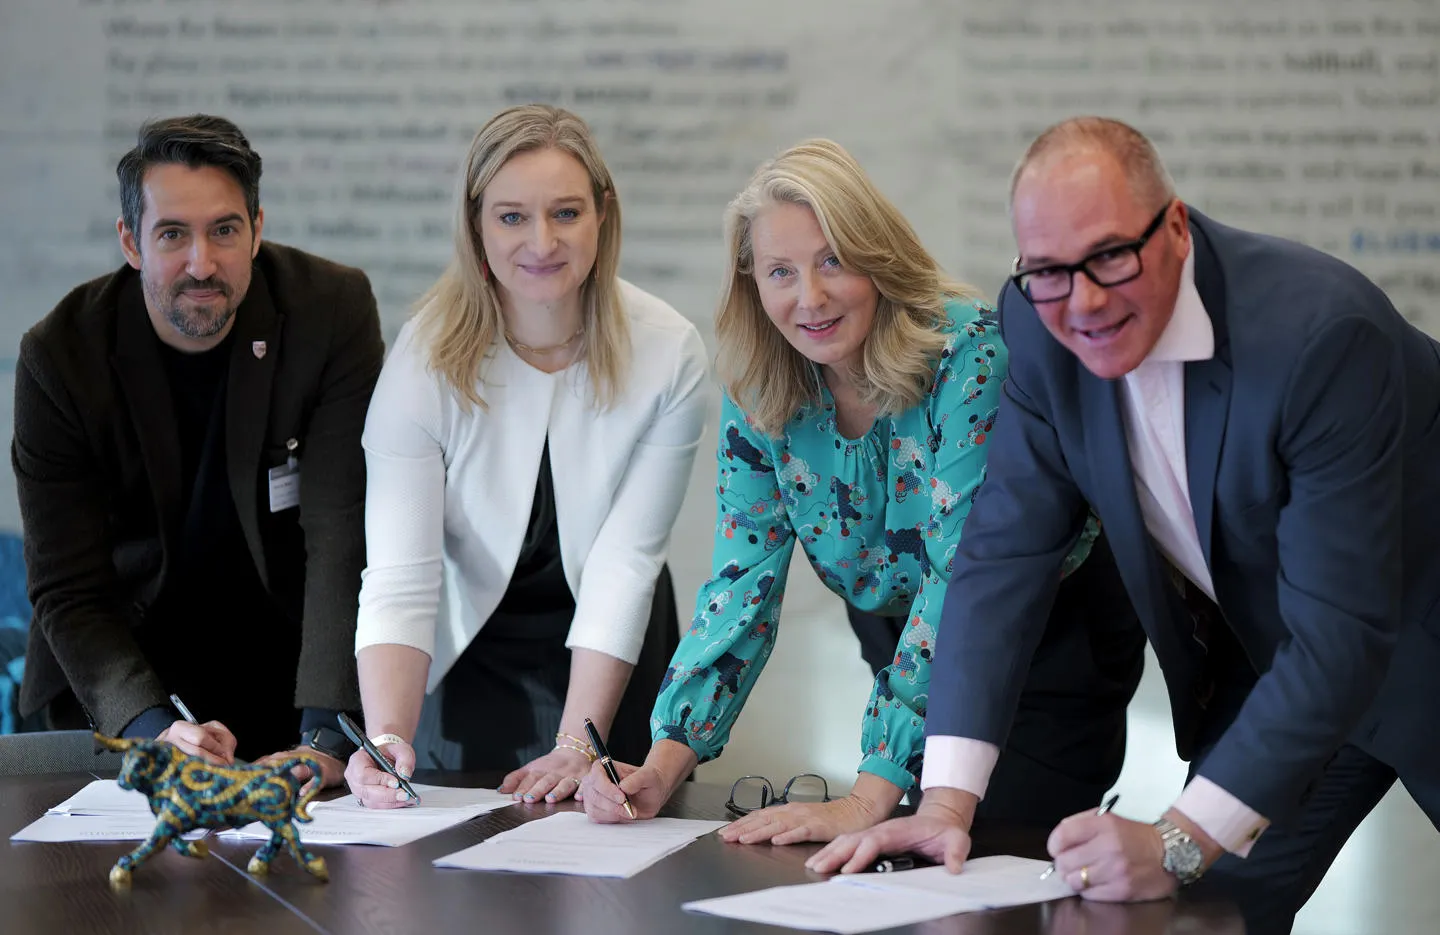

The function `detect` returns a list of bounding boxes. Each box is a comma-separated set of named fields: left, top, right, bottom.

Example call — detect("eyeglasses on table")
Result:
left=725, top=772, right=831, bottom=818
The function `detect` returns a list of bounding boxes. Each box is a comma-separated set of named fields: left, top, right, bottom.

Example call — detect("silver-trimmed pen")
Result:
left=1038, top=793, right=1120, bottom=879
left=168, top=693, right=198, bottom=724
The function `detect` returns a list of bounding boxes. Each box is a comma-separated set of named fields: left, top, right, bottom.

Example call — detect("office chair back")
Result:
left=0, top=729, right=125, bottom=776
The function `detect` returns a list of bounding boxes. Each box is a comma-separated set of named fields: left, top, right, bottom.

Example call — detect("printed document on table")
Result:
left=834, top=855, right=1075, bottom=907
left=47, top=779, right=149, bottom=816
left=433, top=811, right=727, bottom=878
left=683, top=880, right=980, bottom=934
left=219, top=783, right=514, bottom=846
left=11, top=813, right=209, bottom=843
left=683, top=856, right=1076, bottom=933
left=11, top=780, right=205, bottom=842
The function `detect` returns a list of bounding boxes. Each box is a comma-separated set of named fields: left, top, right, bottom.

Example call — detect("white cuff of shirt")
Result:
left=1171, top=776, right=1270, bottom=857
left=918, top=736, right=1000, bottom=798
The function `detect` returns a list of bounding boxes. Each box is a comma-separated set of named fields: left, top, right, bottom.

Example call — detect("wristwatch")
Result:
left=301, top=725, right=358, bottom=762
left=1153, top=818, right=1206, bottom=886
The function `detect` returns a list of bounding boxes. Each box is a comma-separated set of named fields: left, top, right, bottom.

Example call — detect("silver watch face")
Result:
left=1162, top=833, right=1205, bottom=882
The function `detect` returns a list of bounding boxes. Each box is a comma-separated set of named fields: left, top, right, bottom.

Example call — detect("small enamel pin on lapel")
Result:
left=252, top=341, right=267, bottom=359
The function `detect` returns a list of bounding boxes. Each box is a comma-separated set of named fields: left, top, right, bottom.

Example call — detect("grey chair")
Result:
left=0, top=729, right=126, bottom=777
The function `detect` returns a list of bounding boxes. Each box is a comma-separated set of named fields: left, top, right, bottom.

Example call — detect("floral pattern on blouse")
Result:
left=651, top=297, right=1097, bottom=790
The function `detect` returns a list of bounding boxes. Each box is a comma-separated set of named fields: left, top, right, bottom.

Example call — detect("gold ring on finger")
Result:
left=1080, top=865, right=1090, bottom=889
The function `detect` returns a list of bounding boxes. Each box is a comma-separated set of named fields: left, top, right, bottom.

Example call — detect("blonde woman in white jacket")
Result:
left=345, top=105, right=709, bottom=808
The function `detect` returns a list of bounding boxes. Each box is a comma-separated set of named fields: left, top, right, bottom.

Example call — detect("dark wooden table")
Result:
left=1, top=771, right=1244, bottom=934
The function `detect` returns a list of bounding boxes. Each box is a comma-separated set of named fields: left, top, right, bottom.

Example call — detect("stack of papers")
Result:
left=219, top=783, right=513, bottom=847
left=683, top=856, right=1076, bottom=933
left=10, top=779, right=205, bottom=843
left=434, top=811, right=727, bottom=878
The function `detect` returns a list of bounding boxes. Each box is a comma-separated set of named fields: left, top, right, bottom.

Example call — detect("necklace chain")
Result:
left=505, top=325, right=585, bottom=354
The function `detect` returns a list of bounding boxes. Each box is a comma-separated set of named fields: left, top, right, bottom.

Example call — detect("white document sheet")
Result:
left=683, top=856, right=1076, bottom=933
left=433, top=811, right=727, bottom=878
left=10, top=780, right=204, bottom=842
left=836, top=855, right=1076, bottom=907
left=682, top=880, right=980, bottom=934
left=46, top=779, right=151, bottom=816
left=10, top=813, right=207, bottom=843
left=218, top=783, right=513, bottom=847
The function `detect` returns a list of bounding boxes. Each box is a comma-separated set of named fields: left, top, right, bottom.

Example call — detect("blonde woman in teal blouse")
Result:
left=582, top=140, right=1142, bottom=842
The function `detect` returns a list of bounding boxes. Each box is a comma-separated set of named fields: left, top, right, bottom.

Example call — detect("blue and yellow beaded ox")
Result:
left=94, top=734, right=330, bottom=887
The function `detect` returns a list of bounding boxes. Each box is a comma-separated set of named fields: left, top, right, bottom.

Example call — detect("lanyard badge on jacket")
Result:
left=268, top=437, right=301, bottom=512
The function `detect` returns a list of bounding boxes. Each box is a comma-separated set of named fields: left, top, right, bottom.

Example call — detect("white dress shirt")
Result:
left=354, top=279, right=710, bottom=692
left=922, top=246, right=1269, bottom=856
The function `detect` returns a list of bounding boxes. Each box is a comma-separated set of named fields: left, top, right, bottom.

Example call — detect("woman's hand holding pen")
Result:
left=581, top=738, right=699, bottom=823
left=500, top=746, right=592, bottom=804
left=343, top=738, right=416, bottom=809
left=579, top=759, right=671, bottom=822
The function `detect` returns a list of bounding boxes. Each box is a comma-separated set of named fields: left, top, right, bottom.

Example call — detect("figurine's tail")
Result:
left=273, top=751, right=326, bottom=822
left=294, top=779, right=323, bottom=823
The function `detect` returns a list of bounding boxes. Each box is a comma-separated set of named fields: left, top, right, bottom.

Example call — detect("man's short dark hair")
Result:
left=116, top=114, right=262, bottom=242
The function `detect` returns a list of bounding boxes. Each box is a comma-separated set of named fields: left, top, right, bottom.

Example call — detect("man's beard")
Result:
left=146, top=274, right=237, bottom=340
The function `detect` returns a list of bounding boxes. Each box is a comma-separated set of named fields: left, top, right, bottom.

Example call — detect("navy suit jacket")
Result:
left=928, top=208, right=1440, bottom=821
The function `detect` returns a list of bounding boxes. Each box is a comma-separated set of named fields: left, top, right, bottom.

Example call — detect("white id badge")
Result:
left=268, top=462, right=300, bottom=512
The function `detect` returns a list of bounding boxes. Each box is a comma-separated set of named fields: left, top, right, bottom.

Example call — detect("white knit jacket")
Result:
left=354, top=279, right=710, bottom=691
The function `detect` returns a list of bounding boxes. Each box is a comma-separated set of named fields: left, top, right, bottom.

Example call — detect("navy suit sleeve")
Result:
left=926, top=285, right=1092, bottom=744
left=122, top=705, right=180, bottom=740
left=1195, top=315, right=1405, bottom=817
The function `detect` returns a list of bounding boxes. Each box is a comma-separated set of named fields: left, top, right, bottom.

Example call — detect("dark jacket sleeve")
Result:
left=291, top=269, right=384, bottom=711
left=12, top=332, right=168, bottom=734
left=925, top=285, right=1092, bottom=744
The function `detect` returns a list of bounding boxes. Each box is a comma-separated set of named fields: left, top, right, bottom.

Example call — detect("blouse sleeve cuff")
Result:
left=651, top=724, right=721, bottom=764
left=858, top=754, right=917, bottom=793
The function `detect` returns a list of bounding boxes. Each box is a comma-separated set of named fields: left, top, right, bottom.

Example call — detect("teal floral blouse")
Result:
left=651, top=296, right=1096, bottom=791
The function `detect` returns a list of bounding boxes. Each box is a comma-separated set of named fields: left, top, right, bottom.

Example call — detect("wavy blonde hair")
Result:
left=415, top=104, right=629, bottom=409
left=716, top=139, right=978, bottom=436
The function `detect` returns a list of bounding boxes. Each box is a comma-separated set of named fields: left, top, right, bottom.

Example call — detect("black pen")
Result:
left=1039, top=793, right=1120, bottom=879
left=337, top=712, right=418, bottom=803
left=583, top=717, right=635, bottom=819
left=870, top=856, right=920, bottom=873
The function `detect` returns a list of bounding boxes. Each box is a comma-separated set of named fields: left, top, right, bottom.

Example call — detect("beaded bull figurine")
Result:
left=93, top=734, right=330, bottom=887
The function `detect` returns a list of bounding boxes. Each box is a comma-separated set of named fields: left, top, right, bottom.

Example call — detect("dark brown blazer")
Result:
left=12, top=242, right=384, bottom=736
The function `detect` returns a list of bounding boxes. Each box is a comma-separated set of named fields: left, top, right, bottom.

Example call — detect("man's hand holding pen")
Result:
left=156, top=692, right=238, bottom=766
left=155, top=720, right=238, bottom=766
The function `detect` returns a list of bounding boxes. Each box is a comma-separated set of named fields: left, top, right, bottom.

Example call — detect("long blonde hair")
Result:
left=716, top=139, right=978, bottom=436
left=415, top=104, right=629, bottom=409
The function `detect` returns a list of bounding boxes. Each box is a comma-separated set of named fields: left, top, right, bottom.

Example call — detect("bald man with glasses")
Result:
left=811, top=116, right=1440, bottom=935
